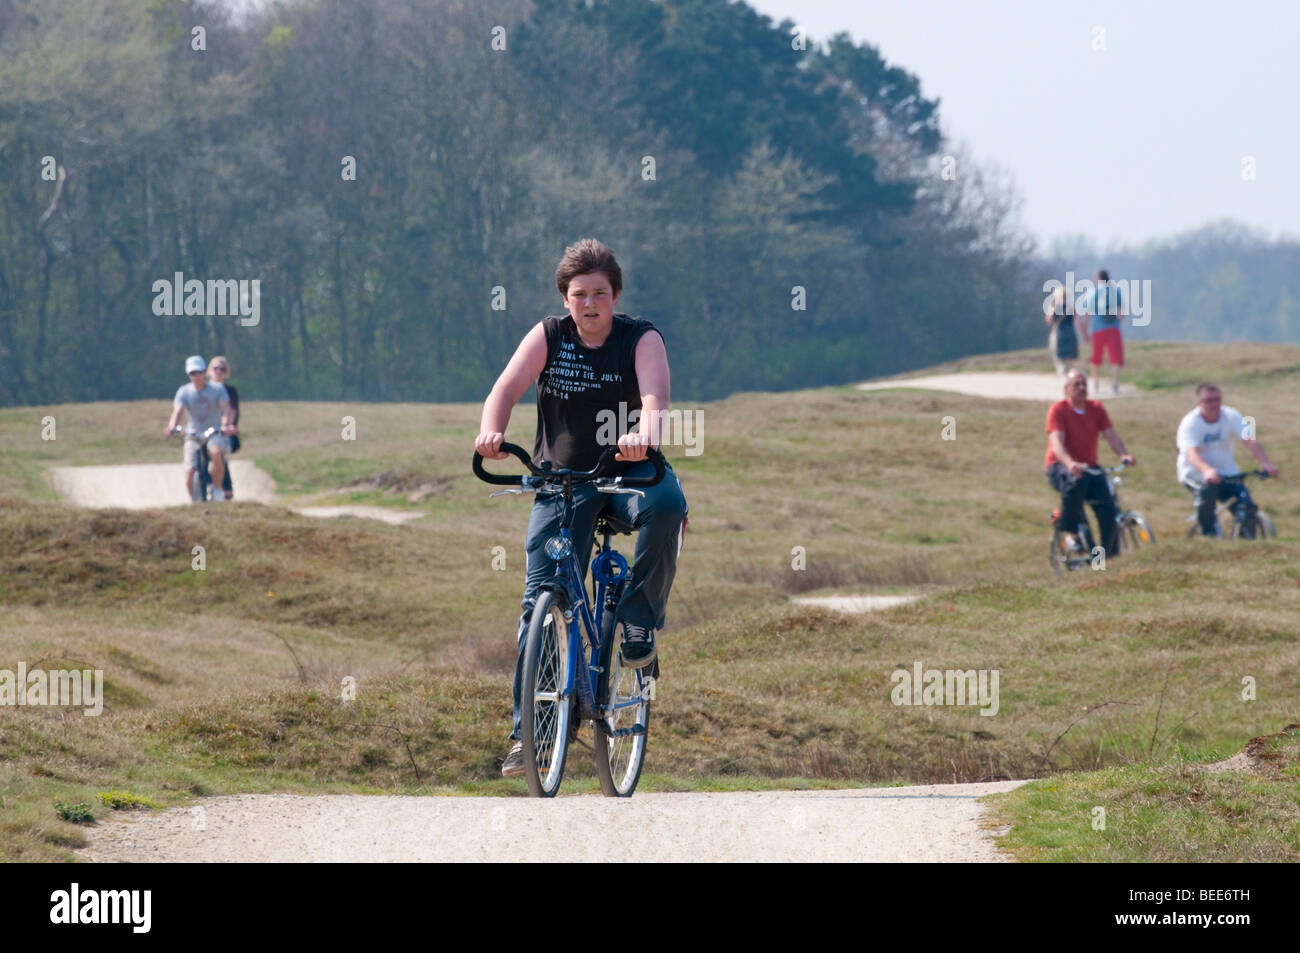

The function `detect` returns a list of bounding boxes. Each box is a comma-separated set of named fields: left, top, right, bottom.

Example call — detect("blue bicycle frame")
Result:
left=544, top=526, right=631, bottom=723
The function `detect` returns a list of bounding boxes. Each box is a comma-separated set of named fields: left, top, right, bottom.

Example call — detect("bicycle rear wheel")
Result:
left=1122, top=512, right=1155, bottom=551
left=594, top=613, right=650, bottom=797
left=520, top=590, right=572, bottom=797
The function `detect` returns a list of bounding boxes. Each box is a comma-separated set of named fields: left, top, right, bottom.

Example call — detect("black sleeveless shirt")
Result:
left=532, top=313, right=661, bottom=472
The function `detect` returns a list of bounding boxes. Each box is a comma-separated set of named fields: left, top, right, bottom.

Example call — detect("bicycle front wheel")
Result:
left=1049, top=529, right=1067, bottom=577
left=594, top=614, right=650, bottom=797
left=520, top=590, right=572, bottom=797
left=1232, top=510, right=1275, bottom=540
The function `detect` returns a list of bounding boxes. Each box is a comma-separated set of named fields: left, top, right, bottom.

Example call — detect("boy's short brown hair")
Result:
left=555, top=238, right=622, bottom=298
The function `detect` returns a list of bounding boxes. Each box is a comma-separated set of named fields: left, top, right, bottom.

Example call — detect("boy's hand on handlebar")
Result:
left=1120, top=454, right=1136, bottom=467
left=1264, top=464, right=1279, bottom=477
left=1067, top=460, right=1085, bottom=478
left=615, top=430, right=652, bottom=462
left=475, top=432, right=508, bottom=460
left=1203, top=467, right=1221, bottom=484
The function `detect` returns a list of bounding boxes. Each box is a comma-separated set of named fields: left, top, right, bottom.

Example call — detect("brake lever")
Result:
left=597, top=485, right=646, bottom=499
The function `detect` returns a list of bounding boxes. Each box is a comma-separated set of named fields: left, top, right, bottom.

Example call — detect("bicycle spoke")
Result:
left=529, top=607, right=569, bottom=786
left=603, top=660, right=644, bottom=789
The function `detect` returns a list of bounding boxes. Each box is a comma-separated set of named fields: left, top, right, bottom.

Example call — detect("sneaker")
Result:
left=620, top=623, right=657, bottom=669
left=501, top=741, right=525, bottom=778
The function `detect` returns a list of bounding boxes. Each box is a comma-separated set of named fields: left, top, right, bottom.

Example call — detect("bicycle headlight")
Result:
left=544, top=535, right=573, bottom=561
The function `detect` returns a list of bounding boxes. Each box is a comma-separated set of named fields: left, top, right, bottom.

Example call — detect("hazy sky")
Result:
left=744, top=0, right=1300, bottom=252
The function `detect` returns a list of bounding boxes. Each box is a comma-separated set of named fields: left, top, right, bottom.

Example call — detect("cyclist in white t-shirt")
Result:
left=1176, top=382, right=1278, bottom=536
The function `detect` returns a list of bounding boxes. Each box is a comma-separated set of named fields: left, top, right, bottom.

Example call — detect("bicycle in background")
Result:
left=1184, top=471, right=1277, bottom=540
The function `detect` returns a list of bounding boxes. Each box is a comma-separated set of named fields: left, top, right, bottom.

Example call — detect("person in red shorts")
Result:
left=1082, top=268, right=1125, bottom=396
left=1045, top=370, right=1136, bottom=556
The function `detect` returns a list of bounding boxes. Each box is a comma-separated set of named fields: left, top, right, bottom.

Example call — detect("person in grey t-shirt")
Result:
left=165, top=355, right=236, bottom=500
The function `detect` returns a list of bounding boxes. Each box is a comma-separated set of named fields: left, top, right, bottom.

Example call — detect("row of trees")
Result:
left=1083, top=223, right=1300, bottom=344
left=0, top=0, right=1039, bottom=406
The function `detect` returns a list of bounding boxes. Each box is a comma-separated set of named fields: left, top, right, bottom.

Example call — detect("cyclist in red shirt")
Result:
left=1045, top=370, right=1136, bottom=556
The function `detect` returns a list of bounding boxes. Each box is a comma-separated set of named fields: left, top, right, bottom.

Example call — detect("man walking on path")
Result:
left=1082, top=269, right=1125, bottom=396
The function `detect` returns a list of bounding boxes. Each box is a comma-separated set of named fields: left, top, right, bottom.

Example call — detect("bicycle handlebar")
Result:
left=471, top=442, right=536, bottom=484
left=1221, top=470, right=1274, bottom=482
left=472, top=441, right=666, bottom=488
left=169, top=426, right=218, bottom=440
left=1081, top=461, right=1131, bottom=476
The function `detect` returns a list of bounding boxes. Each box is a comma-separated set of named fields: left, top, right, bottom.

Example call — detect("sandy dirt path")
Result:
left=82, top=782, right=1025, bottom=863
left=792, top=595, right=921, bottom=613
left=48, top=462, right=278, bottom=509
left=857, top=371, right=1139, bottom=402
left=46, top=463, right=422, bottom=524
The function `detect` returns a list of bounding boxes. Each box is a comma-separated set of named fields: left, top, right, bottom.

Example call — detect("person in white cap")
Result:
left=165, top=355, right=235, bottom=501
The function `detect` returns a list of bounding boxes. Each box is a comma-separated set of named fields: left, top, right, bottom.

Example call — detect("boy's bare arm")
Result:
left=477, top=323, right=548, bottom=457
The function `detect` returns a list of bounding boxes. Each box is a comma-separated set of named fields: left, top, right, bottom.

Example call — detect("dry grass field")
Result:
left=2, top=341, right=1298, bottom=860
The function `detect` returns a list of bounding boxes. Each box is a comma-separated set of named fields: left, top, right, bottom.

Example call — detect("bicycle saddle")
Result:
left=595, top=513, right=635, bottom=536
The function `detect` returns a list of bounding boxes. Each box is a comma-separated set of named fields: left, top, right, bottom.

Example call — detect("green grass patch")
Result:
left=984, top=725, right=1300, bottom=861
left=97, top=790, right=162, bottom=810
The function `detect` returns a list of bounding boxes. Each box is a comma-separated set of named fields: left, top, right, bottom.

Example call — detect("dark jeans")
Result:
left=221, top=434, right=239, bottom=492
left=510, top=460, right=687, bottom=740
left=1046, top=463, right=1119, bottom=557
left=1183, top=479, right=1252, bottom=536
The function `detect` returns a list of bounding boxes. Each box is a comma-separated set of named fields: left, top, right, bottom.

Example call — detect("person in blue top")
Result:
left=1081, top=269, right=1125, bottom=396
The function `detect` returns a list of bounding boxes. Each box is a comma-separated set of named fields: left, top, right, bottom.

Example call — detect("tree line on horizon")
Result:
left=1049, top=222, right=1300, bottom=345
left=2, top=0, right=1291, bottom=410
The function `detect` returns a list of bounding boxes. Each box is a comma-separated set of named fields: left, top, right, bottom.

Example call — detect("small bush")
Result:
left=54, top=801, right=94, bottom=823
left=97, top=790, right=161, bottom=810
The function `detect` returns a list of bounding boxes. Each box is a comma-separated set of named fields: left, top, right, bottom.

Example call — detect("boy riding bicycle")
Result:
left=1176, top=382, right=1278, bottom=536
left=474, top=239, right=688, bottom=778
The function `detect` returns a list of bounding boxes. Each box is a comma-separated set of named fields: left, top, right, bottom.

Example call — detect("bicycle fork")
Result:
left=554, top=539, right=631, bottom=724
